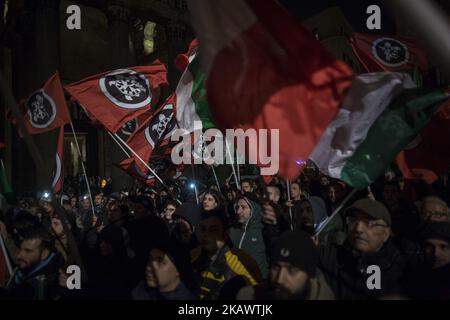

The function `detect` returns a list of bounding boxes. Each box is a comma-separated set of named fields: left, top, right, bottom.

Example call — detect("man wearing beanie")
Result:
left=237, top=230, right=334, bottom=300
left=403, top=221, right=450, bottom=299
left=319, top=198, right=408, bottom=300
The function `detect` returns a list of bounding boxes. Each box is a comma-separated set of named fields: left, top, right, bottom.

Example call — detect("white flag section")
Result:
left=310, top=72, right=416, bottom=179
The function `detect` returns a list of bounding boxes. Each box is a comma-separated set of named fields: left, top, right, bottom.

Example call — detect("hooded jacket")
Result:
left=230, top=198, right=268, bottom=278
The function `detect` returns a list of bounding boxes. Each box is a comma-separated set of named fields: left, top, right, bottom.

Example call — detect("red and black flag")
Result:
left=126, top=94, right=178, bottom=175
left=350, top=32, right=428, bottom=73
left=52, top=126, right=65, bottom=193
left=13, top=72, right=71, bottom=137
left=65, top=61, right=168, bottom=133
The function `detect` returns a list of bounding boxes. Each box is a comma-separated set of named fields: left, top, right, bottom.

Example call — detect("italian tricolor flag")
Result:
left=174, top=40, right=215, bottom=133
left=310, top=72, right=450, bottom=189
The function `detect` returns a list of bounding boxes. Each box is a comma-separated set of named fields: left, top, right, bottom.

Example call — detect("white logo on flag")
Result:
left=372, top=38, right=409, bottom=67
left=99, top=69, right=151, bottom=109
left=27, top=90, right=57, bottom=128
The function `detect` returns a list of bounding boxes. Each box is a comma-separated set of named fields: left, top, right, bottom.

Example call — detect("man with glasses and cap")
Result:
left=318, top=198, right=408, bottom=299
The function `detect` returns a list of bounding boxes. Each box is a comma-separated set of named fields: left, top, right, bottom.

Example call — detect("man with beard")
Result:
left=237, top=230, right=334, bottom=300
left=5, top=226, right=65, bottom=299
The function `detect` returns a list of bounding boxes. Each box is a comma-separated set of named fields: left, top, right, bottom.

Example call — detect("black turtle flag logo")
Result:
left=99, top=69, right=151, bottom=109
left=27, top=90, right=57, bottom=128
left=372, top=37, right=409, bottom=67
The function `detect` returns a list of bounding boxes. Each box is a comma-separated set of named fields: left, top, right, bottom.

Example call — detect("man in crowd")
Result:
left=241, top=179, right=254, bottom=194
left=319, top=198, right=408, bottom=299
left=191, top=210, right=262, bottom=299
left=4, top=226, right=65, bottom=299
left=237, top=230, right=334, bottom=300
left=404, top=221, right=450, bottom=299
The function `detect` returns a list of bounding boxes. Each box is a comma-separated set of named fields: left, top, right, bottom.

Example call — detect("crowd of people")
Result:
left=0, top=165, right=449, bottom=300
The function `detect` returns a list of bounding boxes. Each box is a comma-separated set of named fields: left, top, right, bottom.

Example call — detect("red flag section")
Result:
left=126, top=94, right=177, bottom=175
left=116, top=158, right=157, bottom=187
left=15, top=72, right=70, bottom=137
left=189, top=0, right=354, bottom=180
left=65, top=61, right=168, bottom=133
left=396, top=99, right=450, bottom=184
left=350, top=32, right=428, bottom=73
left=52, top=126, right=65, bottom=193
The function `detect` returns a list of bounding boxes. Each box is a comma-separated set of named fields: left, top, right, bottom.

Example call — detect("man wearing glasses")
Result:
left=318, top=198, right=408, bottom=299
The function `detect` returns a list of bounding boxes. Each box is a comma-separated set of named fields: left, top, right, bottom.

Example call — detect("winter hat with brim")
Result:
left=345, top=199, right=391, bottom=226
left=270, top=230, right=318, bottom=278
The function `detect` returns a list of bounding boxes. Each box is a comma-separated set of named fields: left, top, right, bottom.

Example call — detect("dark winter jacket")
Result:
left=230, top=198, right=268, bottom=278
left=319, top=238, right=407, bottom=300
left=6, top=251, right=65, bottom=300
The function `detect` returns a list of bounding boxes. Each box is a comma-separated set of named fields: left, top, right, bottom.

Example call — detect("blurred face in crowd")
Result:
left=160, top=190, right=168, bottom=198
left=81, top=198, right=91, bottom=210
left=347, top=210, right=390, bottom=253
left=17, top=238, right=49, bottom=270
left=241, top=181, right=253, bottom=193
left=175, top=219, right=193, bottom=245
left=164, top=204, right=177, bottom=222
left=70, top=197, right=77, bottom=208
left=51, top=218, right=65, bottom=238
left=202, top=193, right=218, bottom=211
left=327, top=184, right=344, bottom=204
left=425, top=237, right=450, bottom=270
left=266, top=186, right=280, bottom=203
left=421, top=200, right=450, bottom=223
left=41, top=201, right=54, bottom=215
left=131, top=203, right=147, bottom=220
left=383, top=184, right=401, bottom=208
left=107, top=205, right=122, bottom=224
left=270, top=261, right=309, bottom=300
left=146, top=249, right=180, bottom=292
left=200, top=216, right=228, bottom=256
left=94, top=194, right=104, bottom=206
left=320, top=176, right=330, bottom=187
left=99, top=239, right=113, bottom=257
left=235, top=199, right=252, bottom=225
left=290, top=183, right=301, bottom=200
left=298, top=200, right=314, bottom=230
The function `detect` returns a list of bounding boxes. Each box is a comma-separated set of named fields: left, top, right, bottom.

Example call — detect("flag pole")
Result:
left=113, top=133, right=168, bottom=188
left=286, top=179, right=293, bottom=231
left=225, top=139, right=240, bottom=190
left=69, top=122, right=95, bottom=217
left=315, top=188, right=357, bottom=236
left=0, top=71, right=87, bottom=283
left=0, top=232, right=13, bottom=278
left=210, top=165, right=222, bottom=193
left=107, top=131, right=131, bottom=158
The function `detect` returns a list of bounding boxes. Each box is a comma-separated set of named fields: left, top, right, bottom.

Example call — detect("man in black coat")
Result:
left=319, top=199, right=408, bottom=299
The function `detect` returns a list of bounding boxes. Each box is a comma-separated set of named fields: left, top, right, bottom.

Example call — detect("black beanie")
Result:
left=151, top=240, right=194, bottom=284
left=270, top=231, right=318, bottom=278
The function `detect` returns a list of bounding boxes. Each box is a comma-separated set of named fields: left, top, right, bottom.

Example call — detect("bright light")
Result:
left=43, top=192, right=50, bottom=198
left=190, top=183, right=195, bottom=189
